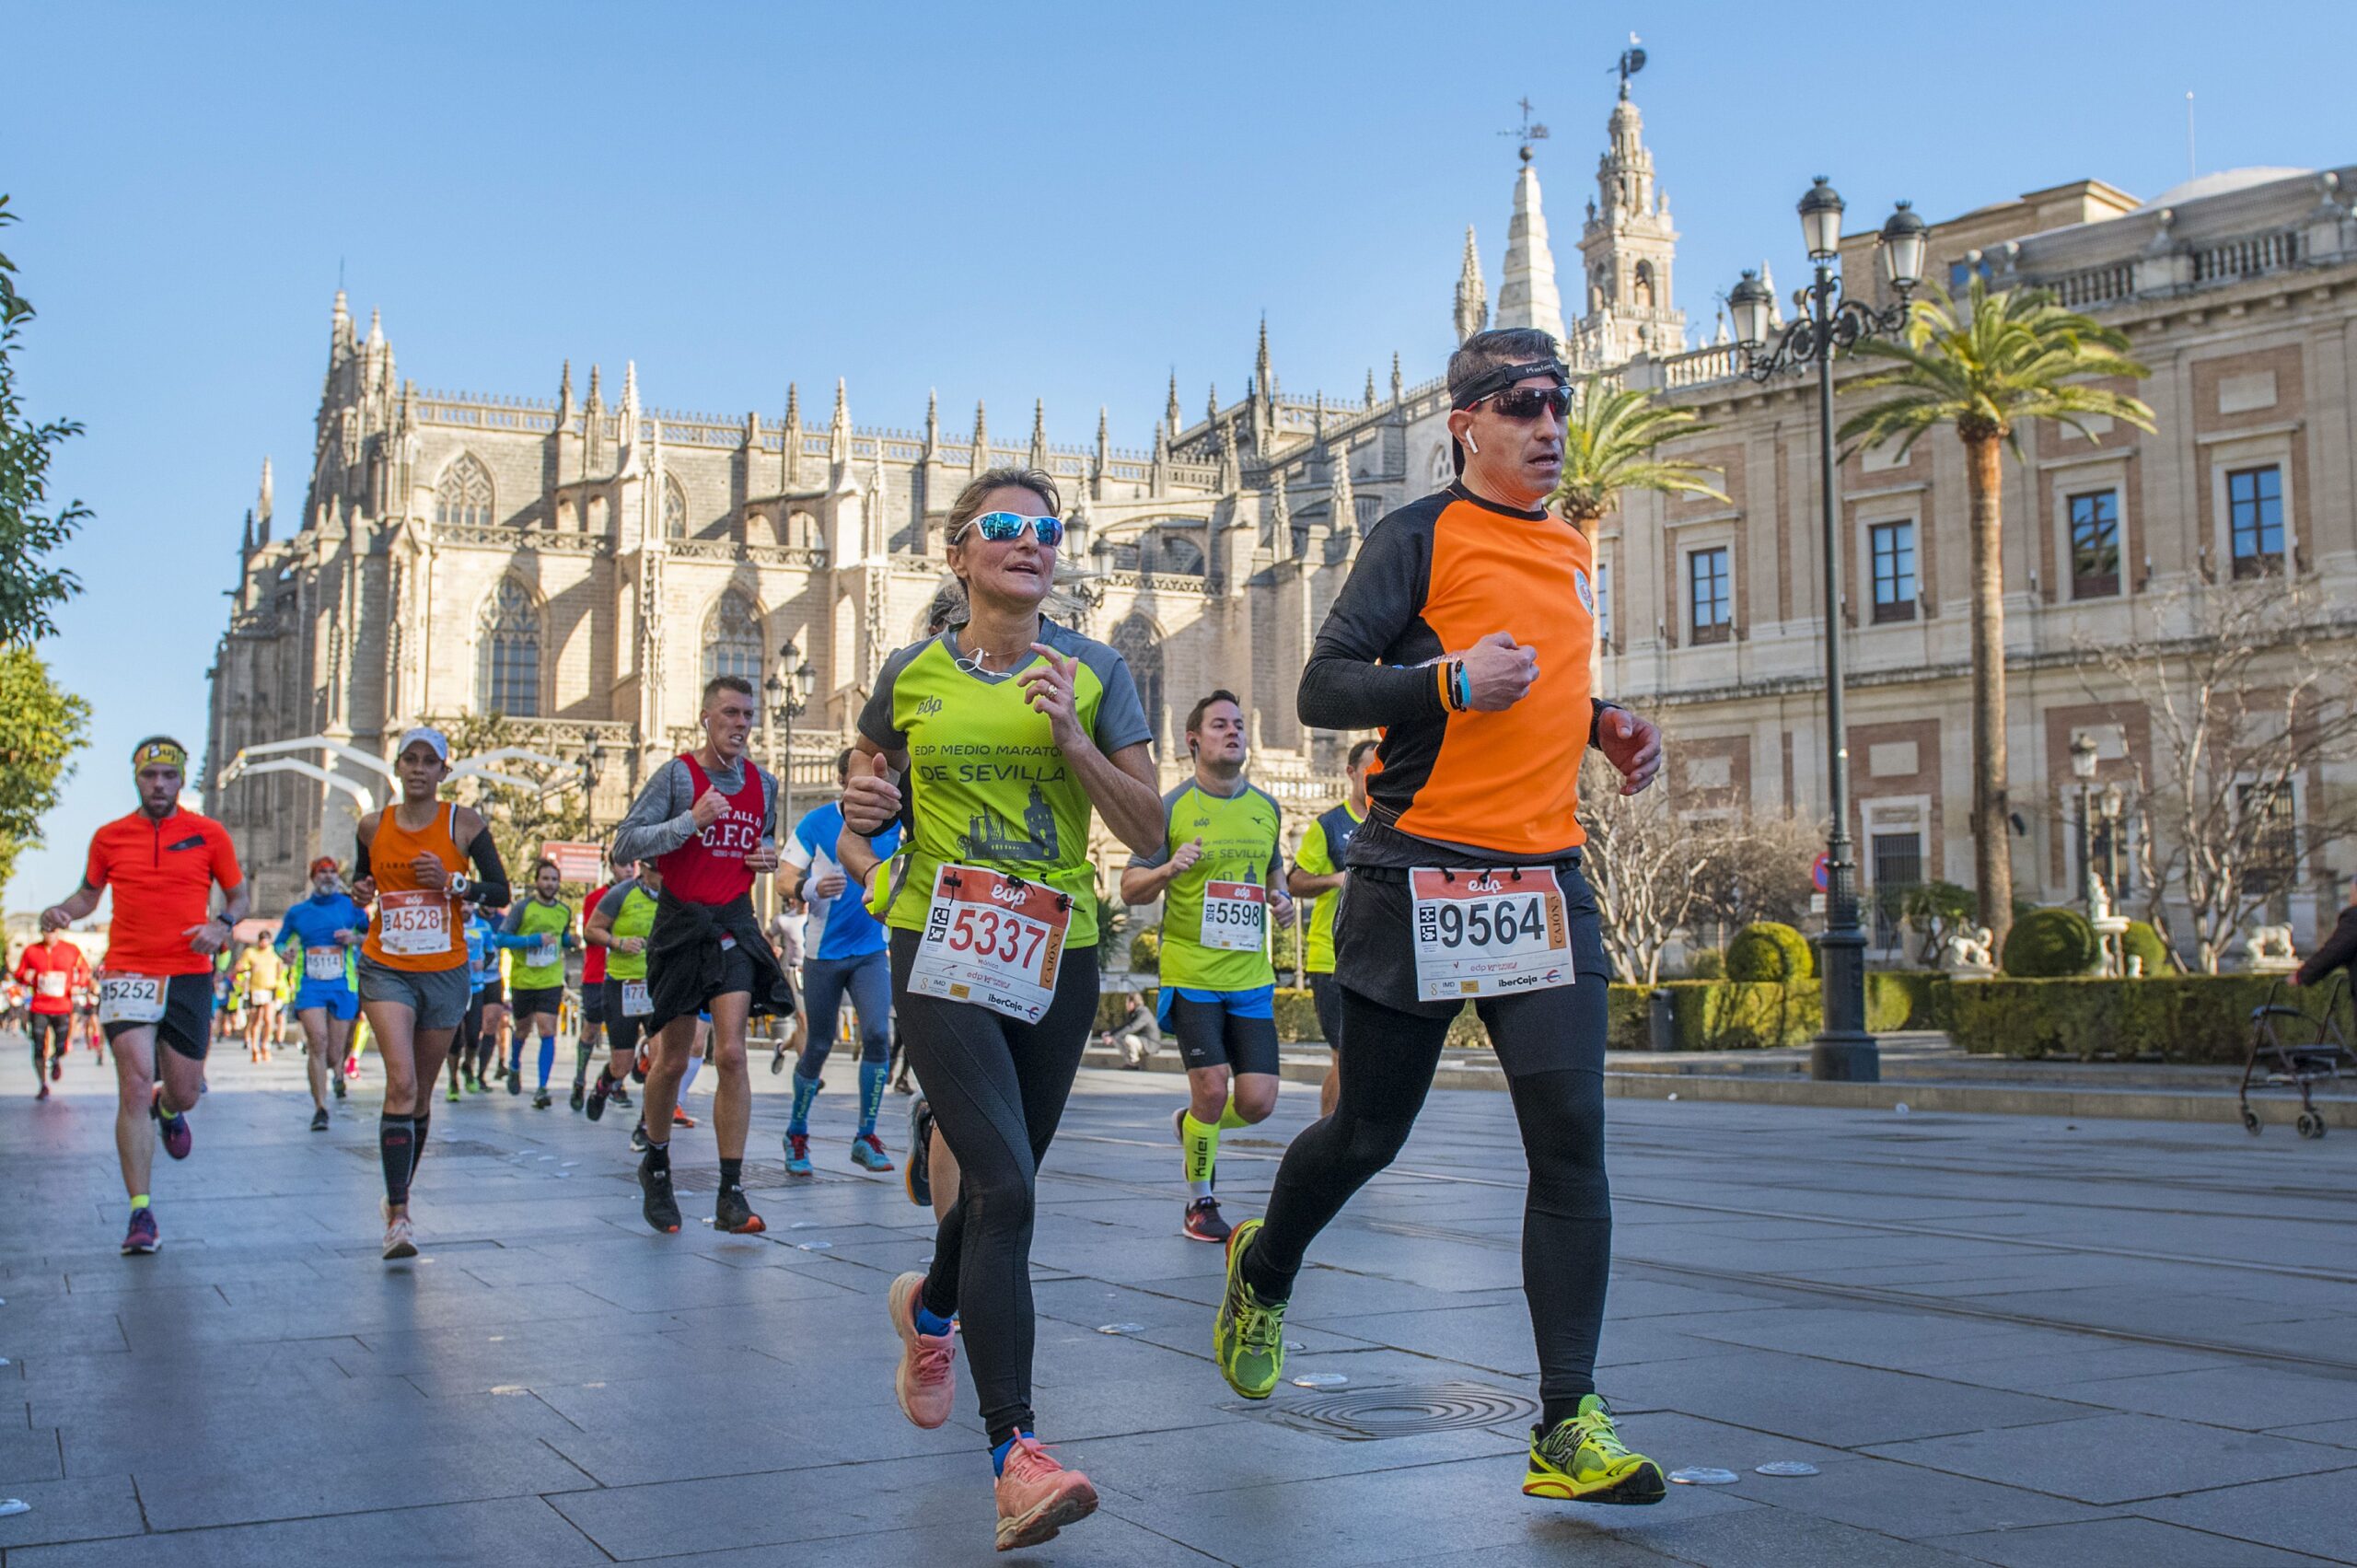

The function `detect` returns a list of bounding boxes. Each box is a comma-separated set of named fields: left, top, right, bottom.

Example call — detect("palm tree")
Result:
left=1553, top=375, right=1727, bottom=531
left=1838, top=276, right=2154, bottom=945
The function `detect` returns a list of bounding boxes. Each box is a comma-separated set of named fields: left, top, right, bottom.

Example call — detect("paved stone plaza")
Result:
left=3, top=1049, right=2355, bottom=1565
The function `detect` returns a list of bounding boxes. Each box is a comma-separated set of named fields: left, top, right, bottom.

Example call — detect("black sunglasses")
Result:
left=1480, top=387, right=1573, bottom=421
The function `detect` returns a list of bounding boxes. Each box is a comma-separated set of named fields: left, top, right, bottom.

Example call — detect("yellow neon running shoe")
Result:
left=1213, top=1217, right=1286, bottom=1399
left=1523, top=1395, right=1666, bottom=1504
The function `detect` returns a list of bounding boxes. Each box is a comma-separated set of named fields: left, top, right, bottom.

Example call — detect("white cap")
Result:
left=395, top=726, right=451, bottom=762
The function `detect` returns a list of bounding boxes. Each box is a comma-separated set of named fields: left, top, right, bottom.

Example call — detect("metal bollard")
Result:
left=1648, top=988, right=1677, bottom=1053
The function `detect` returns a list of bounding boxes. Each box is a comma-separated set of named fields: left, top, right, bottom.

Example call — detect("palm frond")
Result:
left=1553, top=375, right=1729, bottom=522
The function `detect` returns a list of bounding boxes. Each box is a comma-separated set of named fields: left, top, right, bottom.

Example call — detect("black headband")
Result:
left=1448, top=358, right=1571, bottom=410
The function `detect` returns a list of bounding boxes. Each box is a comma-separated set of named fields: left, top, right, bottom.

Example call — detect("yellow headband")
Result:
left=132, top=740, right=188, bottom=772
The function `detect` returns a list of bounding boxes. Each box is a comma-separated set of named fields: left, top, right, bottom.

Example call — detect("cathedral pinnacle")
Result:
left=558, top=359, right=575, bottom=421
left=257, top=458, right=273, bottom=542
left=1028, top=399, right=1048, bottom=470
left=586, top=363, right=603, bottom=412
left=925, top=389, right=941, bottom=449
left=829, top=377, right=851, bottom=467
left=1454, top=225, right=1489, bottom=343
left=1497, top=145, right=1567, bottom=344
left=970, top=400, right=990, bottom=477
left=1166, top=370, right=1181, bottom=434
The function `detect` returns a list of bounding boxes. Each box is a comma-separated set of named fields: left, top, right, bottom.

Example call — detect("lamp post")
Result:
left=1728, top=179, right=1927, bottom=1083
left=762, top=641, right=813, bottom=923
left=2069, top=731, right=2101, bottom=908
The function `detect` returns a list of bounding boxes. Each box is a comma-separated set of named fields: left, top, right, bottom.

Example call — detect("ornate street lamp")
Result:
left=2069, top=730, right=2101, bottom=909
left=1729, top=179, right=1926, bottom=1083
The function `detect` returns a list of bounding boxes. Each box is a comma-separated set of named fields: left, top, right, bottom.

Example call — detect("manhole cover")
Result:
left=628, top=1159, right=866, bottom=1191
left=1238, top=1381, right=1538, bottom=1441
left=342, top=1140, right=514, bottom=1161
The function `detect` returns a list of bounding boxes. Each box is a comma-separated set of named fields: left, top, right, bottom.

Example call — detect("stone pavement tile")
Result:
left=2268, top=1417, right=2357, bottom=1449
left=1605, top=1347, right=2097, bottom=1447
left=2138, top=1467, right=2357, bottom=1563
left=1596, top=1275, right=1789, bottom=1318
left=124, top=1427, right=596, bottom=1532
left=0, top=1472, right=144, bottom=1551
left=1671, top=1306, right=2058, bottom=1370
left=1298, top=1302, right=1543, bottom=1378
left=539, top=1405, right=966, bottom=1487
left=1606, top=1411, right=2103, bottom=1538
left=6, top=1494, right=610, bottom=1568
left=546, top=1450, right=988, bottom=1558
left=1950, top=1287, right=2322, bottom=1340
left=2048, top=1364, right=2357, bottom=1432
left=1863, top=1412, right=2353, bottom=1505
left=1939, top=1343, right=2237, bottom=1395
left=1101, top=1450, right=1759, bottom=1567
left=1558, top=1504, right=2002, bottom=1567
left=1292, top=1228, right=1527, bottom=1293
left=1374, top=1538, right=1689, bottom=1568
left=0, top=1423, right=64, bottom=1482
left=644, top=1510, right=1237, bottom=1567
left=1928, top=1515, right=2330, bottom=1567
left=1072, top=1401, right=1524, bottom=1495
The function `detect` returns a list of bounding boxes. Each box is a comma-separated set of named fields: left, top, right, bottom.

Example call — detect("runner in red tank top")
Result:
left=40, top=737, right=250, bottom=1256
left=610, top=676, right=798, bottom=1236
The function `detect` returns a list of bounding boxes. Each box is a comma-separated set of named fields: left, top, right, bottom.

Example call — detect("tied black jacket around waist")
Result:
left=644, top=889, right=797, bottom=1032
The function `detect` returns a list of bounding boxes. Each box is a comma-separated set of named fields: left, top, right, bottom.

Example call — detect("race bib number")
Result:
left=1410, top=867, right=1573, bottom=1000
left=305, top=947, right=348, bottom=982
left=1200, top=881, right=1268, bottom=952
left=621, top=979, right=652, bottom=1017
left=98, top=974, right=168, bottom=1026
left=907, top=865, right=1070, bottom=1024
left=36, top=971, right=69, bottom=999
left=529, top=935, right=561, bottom=968
left=377, top=889, right=453, bottom=958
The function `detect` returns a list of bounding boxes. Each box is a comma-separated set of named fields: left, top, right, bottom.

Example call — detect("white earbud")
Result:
left=1464, top=433, right=1480, bottom=455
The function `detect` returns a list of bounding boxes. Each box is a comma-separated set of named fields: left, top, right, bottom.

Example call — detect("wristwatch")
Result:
left=447, top=873, right=471, bottom=901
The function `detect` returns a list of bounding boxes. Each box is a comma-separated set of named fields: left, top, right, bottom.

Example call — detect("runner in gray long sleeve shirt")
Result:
left=610, top=754, right=780, bottom=866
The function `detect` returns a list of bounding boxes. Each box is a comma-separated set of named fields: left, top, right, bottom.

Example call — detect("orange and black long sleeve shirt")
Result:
left=1299, top=482, right=1599, bottom=868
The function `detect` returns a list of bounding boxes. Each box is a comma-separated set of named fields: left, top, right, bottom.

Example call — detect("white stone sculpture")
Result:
left=2243, top=923, right=2299, bottom=972
left=1942, top=923, right=1997, bottom=974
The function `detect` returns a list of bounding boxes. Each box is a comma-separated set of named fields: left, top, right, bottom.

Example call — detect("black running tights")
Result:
left=1243, top=973, right=1613, bottom=1406
left=889, top=931, right=1098, bottom=1445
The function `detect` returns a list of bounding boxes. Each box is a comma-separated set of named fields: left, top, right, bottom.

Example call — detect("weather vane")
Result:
left=1615, top=33, right=1647, bottom=88
left=1499, top=96, right=1550, bottom=165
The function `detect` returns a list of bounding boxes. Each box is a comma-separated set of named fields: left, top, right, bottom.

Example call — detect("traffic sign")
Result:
left=543, top=840, right=603, bottom=885
left=1811, top=854, right=1831, bottom=893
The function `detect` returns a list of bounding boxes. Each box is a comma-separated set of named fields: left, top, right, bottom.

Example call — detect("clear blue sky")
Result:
left=6, top=0, right=2352, bottom=910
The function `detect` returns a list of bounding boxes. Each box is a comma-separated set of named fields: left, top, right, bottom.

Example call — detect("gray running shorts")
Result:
left=357, top=954, right=472, bottom=1031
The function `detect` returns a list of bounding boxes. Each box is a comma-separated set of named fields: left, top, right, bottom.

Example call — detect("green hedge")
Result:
left=2003, top=907, right=2097, bottom=977
left=1948, top=975, right=2351, bottom=1063
left=1728, top=922, right=1813, bottom=982
left=2122, top=920, right=2170, bottom=977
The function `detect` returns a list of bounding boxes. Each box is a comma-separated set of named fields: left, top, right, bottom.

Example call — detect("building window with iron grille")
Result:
left=1870, top=829, right=1923, bottom=950
left=2237, top=780, right=2299, bottom=901
left=2069, top=490, right=2121, bottom=599
left=2227, top=465, right=2283, bottom=578
left=1869, top=520, right=1917, bottom=623
left=1688, top=546, right=1731, bottom=645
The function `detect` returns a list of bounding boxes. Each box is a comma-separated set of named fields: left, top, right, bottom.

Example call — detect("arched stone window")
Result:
left=663, top=474, right=689, bottom=540
left=1109, top=613, right=1165, bottom=754
left=1631, top=260, right=1656, bottom=309
left=478, top=576, right=541, bottom=716
left=1152, top=532, right=1206, bottom=576
left=702, top=589, right=764, bottom=688
left=435, top=453, right=493, bottom=528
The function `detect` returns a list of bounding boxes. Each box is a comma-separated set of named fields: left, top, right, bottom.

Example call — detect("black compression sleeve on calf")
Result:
left=464, top=828, right=512, bottom=910
left=379, top=1115, right=415, bottom=1206
left=410, top=1112, right=430, bottom=1178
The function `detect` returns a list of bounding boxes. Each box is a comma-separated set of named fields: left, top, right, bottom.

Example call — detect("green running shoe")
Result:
left=1523, top=1395, right=1666, bottom=1504
left=1213, top=1217, right=1287, bottom=1399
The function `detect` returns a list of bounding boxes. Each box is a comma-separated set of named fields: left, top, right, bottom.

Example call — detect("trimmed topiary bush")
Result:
left=2002, top=907, right=2098, bottom=977
left=2122, top=920, right=2170, bottom=977
left=1686, top=948, right=1725, bottom=980
left=1726, top=922, right=1813, bottom=982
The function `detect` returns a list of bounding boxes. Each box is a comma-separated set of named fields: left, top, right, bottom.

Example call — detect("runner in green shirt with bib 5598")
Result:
left=1120, top=689, right=1294, bottom=1245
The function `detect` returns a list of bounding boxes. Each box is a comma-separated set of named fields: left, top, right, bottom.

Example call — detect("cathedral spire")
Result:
left=586, top=363, right=603, bottom=412
left=1391, top=352, right=1404, bottom=405
left=1254, top=315, right=1275, bottom=404
left=1028, top=399, right=1048, bottom=471
left=1498, top=153, right=1567, bottom=344
left=970, top=400, right=989, bottom=478
left=1454, top=225, right=1489, bottom=343
left=330, top=288, right=350, bottom=365
left=829, top=377, right=851, bottom=468
left=558, top=359, right=575, bottom=424
left=781, top=381, right=803, bottom=486
left=924, top=388, right=941, bottom=450
left=257, top=458, right=274, bottom=540
left=1166, top=370, right=1181, bottom=434
left=1205, top=382, right=1219, bottom=424
left=1365, top=367, right=1378, bottom=409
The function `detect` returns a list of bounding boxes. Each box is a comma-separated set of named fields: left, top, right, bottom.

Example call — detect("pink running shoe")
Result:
left=151, top=1086, right=193, bottom=1161
left=993, top=1435, right=1097, bottom=1551
left=887, top=1270, right=957, bottom=1430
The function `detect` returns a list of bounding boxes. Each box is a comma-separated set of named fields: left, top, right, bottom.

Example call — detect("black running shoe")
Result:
left=1183, top=1195, right=1234, bottom=1244
left=332, top=1075, right=347, bottom=1100
left=639, top=1155, right=681, bottom=1234
left=610, top=1085, right=631, bottom=1108
left=310, top=1107, right=330, bottom=1132
left=532, top=1087, right=552, bottom=1109
left=630, top=1121, right=650, bottom=1155
left=714, top=1184, right=764, bottom=1235
left=586, top=1073, right=612, bottom=1122
left=506, top=1068, right=521, bottom=1096
left=905, top=1098, right=934, bottom=1208
left=569, top=1078, right=585, bottom=1111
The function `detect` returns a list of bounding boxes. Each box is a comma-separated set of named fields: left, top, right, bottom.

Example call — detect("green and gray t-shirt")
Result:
left=858, top=617, right=1152, bottom=948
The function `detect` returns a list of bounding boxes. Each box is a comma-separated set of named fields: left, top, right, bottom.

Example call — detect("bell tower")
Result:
left=1572, top=54, right=1685, bottom=368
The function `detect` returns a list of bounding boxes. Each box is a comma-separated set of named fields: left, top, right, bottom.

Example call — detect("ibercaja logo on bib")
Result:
left=1573, top=567, right=1596, bottom=617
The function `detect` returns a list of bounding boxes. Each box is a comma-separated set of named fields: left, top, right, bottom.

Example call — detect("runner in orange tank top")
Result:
left=349, top=726, right=512, bottom=1261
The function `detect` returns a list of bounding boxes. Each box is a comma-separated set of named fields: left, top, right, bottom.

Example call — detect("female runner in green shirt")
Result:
left=840, top=467, right=1161, bottom=1552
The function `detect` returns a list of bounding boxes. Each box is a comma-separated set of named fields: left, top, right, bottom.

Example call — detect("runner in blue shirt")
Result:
left=782, top=748, right=903, bottom=1175
left=277, top=856, right=366, bottom=1131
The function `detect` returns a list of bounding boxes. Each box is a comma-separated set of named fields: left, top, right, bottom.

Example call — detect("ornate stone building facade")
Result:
left=209, top=83, right=2357, bottom=949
